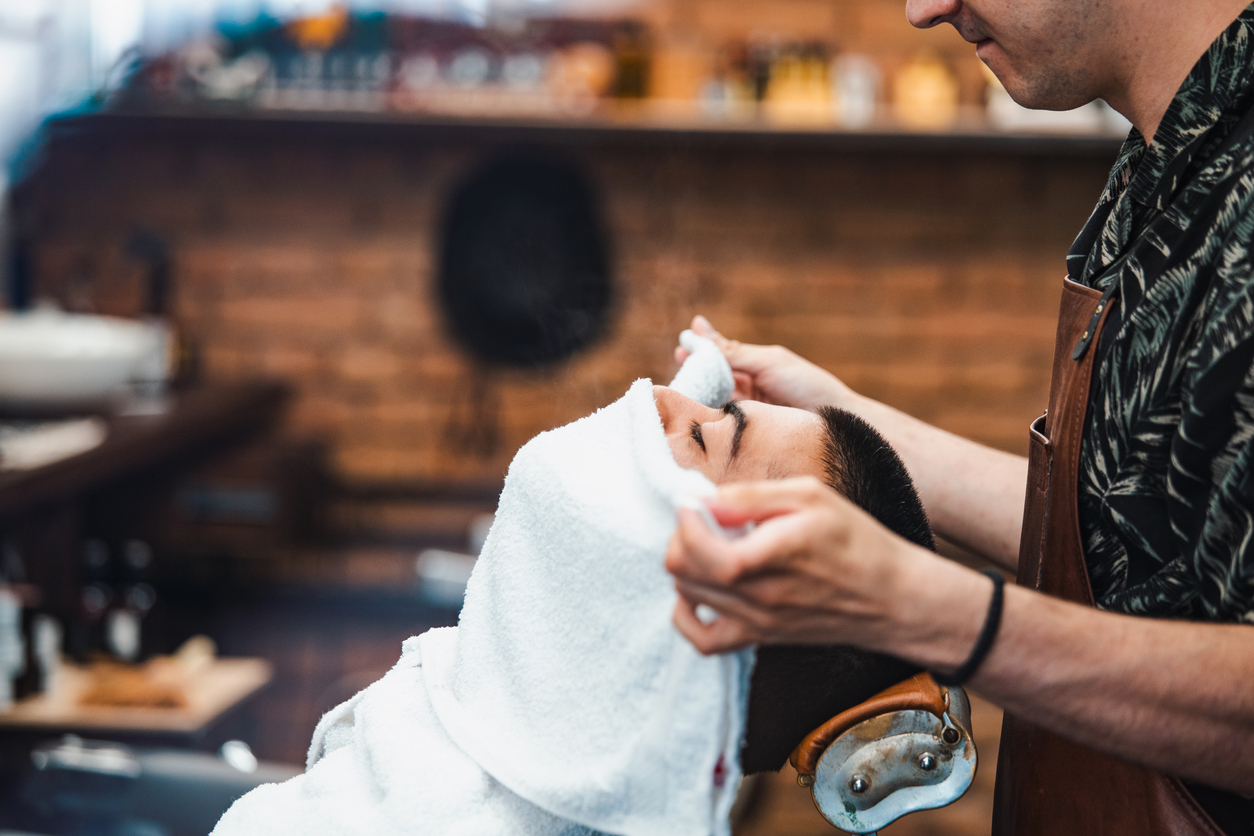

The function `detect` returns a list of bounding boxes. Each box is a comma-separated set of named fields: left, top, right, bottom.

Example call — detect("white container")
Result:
left=0, top=306, right=170, bottom=410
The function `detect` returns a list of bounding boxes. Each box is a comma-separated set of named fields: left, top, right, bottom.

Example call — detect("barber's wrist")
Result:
left=880, top=548, right=993, bottom=674
left=827, top=382, right=870, bottom=415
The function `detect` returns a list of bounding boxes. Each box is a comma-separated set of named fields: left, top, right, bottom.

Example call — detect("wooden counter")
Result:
left=0, top=658, right=272, bottom=735
left=0, top=382, right=289, bottom=522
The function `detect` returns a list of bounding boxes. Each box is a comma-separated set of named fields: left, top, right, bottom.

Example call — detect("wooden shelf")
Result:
left=0, top=382, right=289, bottom=521
left=45, top=104, right=1128, bottom=158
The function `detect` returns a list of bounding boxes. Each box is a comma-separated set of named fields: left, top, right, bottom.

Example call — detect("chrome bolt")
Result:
left=917, top=752, right=938, bottom=771
left=849, top=775, right=870, bottom=794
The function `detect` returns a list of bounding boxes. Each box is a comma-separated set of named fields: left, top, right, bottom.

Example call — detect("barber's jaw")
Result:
left=652, top=385, right=824, bottom=485
left=905, top=0, right=1114, bottom=111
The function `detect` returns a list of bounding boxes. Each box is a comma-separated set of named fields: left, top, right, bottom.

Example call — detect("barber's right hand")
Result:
left=674, top=315, right=852, bottom=410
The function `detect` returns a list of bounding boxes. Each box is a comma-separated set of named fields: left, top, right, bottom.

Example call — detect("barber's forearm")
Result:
left=981, top=590, right=1254, bottom=793
left=837, top=391, right=1027, bottom=570
left=887, top=558, right=1254, bottom=793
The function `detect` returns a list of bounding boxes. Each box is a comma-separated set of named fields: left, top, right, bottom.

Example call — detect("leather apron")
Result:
left=990, top=278, right=1225, bottom=836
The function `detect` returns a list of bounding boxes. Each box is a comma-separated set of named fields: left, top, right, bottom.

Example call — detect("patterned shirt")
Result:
left=1068, top=12, right=1254, bottom=832
left=1072, top=7, right=1254, bottom=626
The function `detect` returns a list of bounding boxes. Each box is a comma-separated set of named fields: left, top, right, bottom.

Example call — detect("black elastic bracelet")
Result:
left=932, top=569, right=1005, bottom=687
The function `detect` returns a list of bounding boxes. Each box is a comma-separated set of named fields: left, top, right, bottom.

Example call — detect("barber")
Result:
left=666, top=1, right=1254, bottom=834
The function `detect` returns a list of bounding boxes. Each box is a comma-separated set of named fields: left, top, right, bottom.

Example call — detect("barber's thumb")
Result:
left=691, top=314, right=719, bottom=336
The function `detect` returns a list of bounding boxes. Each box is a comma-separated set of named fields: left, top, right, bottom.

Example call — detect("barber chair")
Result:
left=789, top=673, right=976, bottom=834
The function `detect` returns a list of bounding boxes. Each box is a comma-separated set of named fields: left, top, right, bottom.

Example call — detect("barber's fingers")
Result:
left=675, top=578, right=777, bottom=630
left=673, top=592, right=757, bottom=654
left=677, top=316, right=772, bottom=401
left=666, top=507, right=748, bottom=586
left=690, top=316, right=746, bottom=364
left=707, top=476, right=840, bottom=528
left=732, top=371, right=757, bottom=400
left=677, top=549, right=844, bottom=626
left=691, top=315, right=717, bottom=336
left=673, top=315, right=718, bottom=364
left=667, top=500, right=819, bottom=588
left=690, top=316, right=778, bottom=375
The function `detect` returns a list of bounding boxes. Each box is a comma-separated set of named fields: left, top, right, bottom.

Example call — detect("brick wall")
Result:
left=17, top=120, right=1114, bottom=495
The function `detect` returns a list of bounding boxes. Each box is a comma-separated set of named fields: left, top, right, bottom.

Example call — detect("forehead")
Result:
left=734, top=401, right=825, bottom=480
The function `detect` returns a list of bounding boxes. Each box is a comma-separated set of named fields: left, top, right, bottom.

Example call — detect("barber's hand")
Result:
left=673, top=315, right=851, bottom=410
left=665, top=477, right=917, bottom=654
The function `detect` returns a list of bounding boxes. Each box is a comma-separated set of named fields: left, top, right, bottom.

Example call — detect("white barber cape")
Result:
left=212, top=333, right=751, bottom=836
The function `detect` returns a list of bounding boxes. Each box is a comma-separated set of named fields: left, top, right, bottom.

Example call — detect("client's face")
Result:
left=653, top=385, right=824, bottom=485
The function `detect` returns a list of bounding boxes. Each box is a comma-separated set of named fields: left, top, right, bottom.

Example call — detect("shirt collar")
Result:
left=1124, top=5, right=1254, bottom=211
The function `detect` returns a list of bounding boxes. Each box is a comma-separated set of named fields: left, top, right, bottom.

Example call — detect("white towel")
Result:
left=215, top=635, right=595, bottom=835
left=214, top=347, right=750, bottom=836
left=667, top=330, right=735, bottom=409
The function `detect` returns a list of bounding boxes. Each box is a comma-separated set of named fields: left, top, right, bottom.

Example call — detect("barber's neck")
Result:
left=1102, top=0, right=1250, bottom=144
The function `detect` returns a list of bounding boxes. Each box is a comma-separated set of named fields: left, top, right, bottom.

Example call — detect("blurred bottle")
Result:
left=832, top=53, right=881, bottom=128
left=611, top=21, right=650, bottom=100
left=15, top=614, right=61, bottom=700
left=0, top=586, right=24, bottom=709
left=287, top=4, right=351, bottom=52
left=548, top=42, right=616, bottom=112
left=893, top=51, right=960, bottom=130
left=447, top=47, right=494, bottom=89
left=697, top=42, right=751, bottom=119
left=282, top=3, right=352, bottom=108
left=502, top=52, right=547, bottom=92
left=79, top=584, right=110, bottom=649
left=648, top=32, right=710, bottom=114
left=106, top=608, right=142, bottom=663
left=747, top=42, right=776, bottom=103
left=763, top=43, right=831, bottom=124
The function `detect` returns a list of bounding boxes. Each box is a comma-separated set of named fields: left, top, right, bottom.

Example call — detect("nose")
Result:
left=652, top=385, right=703, bottom=432
left=905, top=0, right=962, bottom=29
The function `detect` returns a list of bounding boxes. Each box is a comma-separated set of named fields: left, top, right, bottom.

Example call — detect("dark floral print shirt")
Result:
left=1070, top=7, right=1254, bottom=627
left=1066, top=13, right=1254, bottom=831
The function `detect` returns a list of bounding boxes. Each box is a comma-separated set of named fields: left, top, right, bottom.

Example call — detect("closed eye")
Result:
left=723, top=400, right=747, bottom=461
left=689, top=420, right=706, bottom=453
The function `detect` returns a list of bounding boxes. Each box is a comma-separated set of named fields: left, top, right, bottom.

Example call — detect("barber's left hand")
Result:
left=666, top=476, right=921, bottom=654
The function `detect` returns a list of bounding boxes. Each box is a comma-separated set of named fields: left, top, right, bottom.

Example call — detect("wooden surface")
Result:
left=57, top=106, right=1126, bottom=158
left=0, top=382, right=288, bottom=520
left=0, top=657, right=272, bottom=734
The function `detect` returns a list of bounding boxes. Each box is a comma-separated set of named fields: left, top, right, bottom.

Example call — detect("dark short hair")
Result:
left=741, top=407, right=935, bottom=774
left=815, top=406, right=935, bottom=552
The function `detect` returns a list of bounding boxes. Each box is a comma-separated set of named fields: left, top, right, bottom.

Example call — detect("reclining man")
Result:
left=212, top=334, right=935, bottom=836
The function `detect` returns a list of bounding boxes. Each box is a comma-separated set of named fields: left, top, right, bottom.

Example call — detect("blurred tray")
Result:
left=0, top=657, right=272, bottom=735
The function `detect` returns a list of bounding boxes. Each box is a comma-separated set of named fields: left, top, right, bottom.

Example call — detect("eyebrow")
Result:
left=724, top=400, right=748, bottom=462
